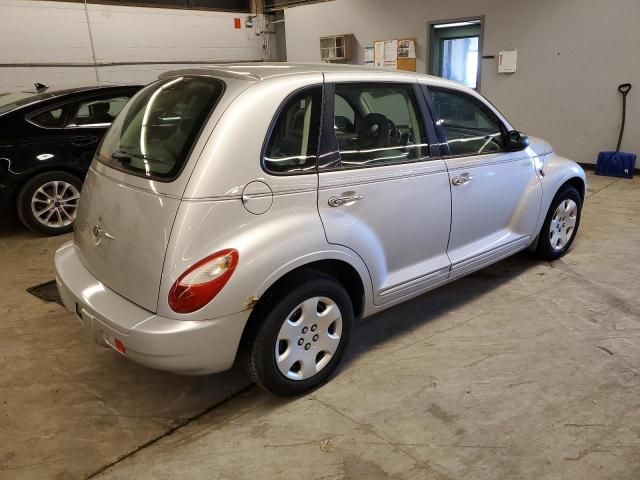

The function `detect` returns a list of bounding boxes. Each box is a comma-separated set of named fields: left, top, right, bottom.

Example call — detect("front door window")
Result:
left=429, top=87, right=505, bottom=155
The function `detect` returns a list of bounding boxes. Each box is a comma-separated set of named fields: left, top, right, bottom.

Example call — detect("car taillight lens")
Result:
left=168, top=249, right=239, bottom=314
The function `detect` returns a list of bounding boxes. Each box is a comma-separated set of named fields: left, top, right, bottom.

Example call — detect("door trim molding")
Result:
left=378, top=266, right=450, bottom=298
left=318, top=164, right=449, bottom=190
left=450, top=235, right=530, bottom=278
left=444, top=153, right=533, bottom=172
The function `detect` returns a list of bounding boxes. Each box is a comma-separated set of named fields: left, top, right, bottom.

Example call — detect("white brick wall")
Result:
left=0, top=1, right=93, bottom=64
left=0, top=0, right=265, bottom=92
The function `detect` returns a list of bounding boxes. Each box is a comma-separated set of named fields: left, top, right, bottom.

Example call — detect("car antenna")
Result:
left=34, top=82, right=49, bottom=92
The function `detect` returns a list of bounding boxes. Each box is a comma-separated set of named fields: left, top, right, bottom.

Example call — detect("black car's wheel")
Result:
left=535, top=184, right=582, bottom=260
left=17, top=171, right=82, bottom=236
left=240, top=271, right=353, bottom=396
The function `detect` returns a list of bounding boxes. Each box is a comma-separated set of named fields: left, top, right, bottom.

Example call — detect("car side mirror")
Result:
left=504, top=130, right=529, bottom=151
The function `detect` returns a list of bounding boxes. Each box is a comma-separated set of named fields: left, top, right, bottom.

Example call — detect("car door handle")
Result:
left=70, top=136, right=98, bottom=147
left=328, top=193, right=363, bottom=207
left=451, top=173, right=474, bottom=186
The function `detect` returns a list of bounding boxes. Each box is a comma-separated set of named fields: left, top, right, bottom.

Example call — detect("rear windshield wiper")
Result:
left=111, top=151, right=133, bottom=163
left=111, top=151, right=153, bottom=162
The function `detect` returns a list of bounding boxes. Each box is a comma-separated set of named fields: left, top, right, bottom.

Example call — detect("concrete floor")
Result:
left=2, top=172, right=640, bottom=480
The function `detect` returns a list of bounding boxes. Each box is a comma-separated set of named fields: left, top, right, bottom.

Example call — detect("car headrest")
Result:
left=92, top=102, right=111, bottom=117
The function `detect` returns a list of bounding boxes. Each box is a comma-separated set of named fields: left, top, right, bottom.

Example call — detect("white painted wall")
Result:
left=0, top=0, right=265, bottom=91
left=285, top=0, right=640, bottom=164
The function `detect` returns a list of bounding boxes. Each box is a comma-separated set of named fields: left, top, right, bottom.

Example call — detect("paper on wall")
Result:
left=408, top=40, right=416, bottom=59
left=397, top=39, right=416, bottom=59
left=498, top=50, right=517, bottom=73
left=364, top=46, right=375, bottom=66
left=383, top=40, right=398, bottom=69
left=384, top=40, right=398, bottom=61
left=374, top=41, right=385, bottom=68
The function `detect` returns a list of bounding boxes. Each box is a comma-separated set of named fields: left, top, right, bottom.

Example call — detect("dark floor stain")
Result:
left=26, top=279, right=63, bottom=306
left=597, top=346, right=614, bottom=356
left=427, top=403, right=458, bottom=424
left=342, top=454, right=399, bottom=479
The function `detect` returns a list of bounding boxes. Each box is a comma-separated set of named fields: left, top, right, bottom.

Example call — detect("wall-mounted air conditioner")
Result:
left=320, top=34, right=354, bottom=61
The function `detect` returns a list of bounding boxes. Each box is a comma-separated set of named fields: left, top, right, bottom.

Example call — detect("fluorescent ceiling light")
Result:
left=433, top=21, right=481, bottom=29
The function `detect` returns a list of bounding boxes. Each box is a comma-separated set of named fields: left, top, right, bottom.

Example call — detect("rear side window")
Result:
left=334, top=83, right=429, bottom=168
left=96, top=77, right=224, bottom=181
left=28, top=106, right=68, bottom=128
left=263, top=86, right=322, bottom=174
left=71, top=96, right=130, bottom=127
left=430, top=88, right=505, bottom=156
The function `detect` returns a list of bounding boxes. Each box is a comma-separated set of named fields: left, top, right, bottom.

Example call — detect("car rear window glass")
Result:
left=96, top=76, right=224, bottom=181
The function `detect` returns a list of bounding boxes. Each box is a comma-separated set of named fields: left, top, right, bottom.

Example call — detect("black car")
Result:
left=0, top=84, right=141, bottom=235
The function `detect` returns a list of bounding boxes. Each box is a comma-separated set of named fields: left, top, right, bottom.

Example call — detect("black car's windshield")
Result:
left=96, top=76, right=224, bottom=181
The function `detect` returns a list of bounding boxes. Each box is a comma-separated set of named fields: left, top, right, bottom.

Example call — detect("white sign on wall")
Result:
left=498, top=50, right=518, bottom=73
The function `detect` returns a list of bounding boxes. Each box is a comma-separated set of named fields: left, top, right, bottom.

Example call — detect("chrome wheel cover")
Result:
left=549, top=199, right=578, bottom=251
left=275, top=297, right=343, bottom=381
left=31, top=180, right=80, bottom=229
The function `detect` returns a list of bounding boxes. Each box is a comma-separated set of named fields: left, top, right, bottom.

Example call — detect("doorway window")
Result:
left=429, top=18, right=482, bottom=90
left=441, top=36, right=479, bottom=88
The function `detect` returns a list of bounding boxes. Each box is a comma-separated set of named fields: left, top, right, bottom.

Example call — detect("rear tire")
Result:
left=17, top=171, right=82, bottom=236
left=240, top=271, right=353, bottom=396
left=535, top=184, right=582, bottom=260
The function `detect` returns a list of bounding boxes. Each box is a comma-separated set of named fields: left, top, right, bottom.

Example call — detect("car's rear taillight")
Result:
left=168, top=249, right=239, bottom=314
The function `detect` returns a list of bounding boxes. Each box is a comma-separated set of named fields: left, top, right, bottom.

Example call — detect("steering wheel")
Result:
left=356, top=113, right=399, bottom=149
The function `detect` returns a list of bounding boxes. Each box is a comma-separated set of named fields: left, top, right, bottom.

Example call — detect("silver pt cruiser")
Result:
left=55, top=63, right=586, bottom=395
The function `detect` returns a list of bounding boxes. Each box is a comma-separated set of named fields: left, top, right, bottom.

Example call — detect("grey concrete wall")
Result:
left=285, top=0, right=640, bottom=164
left=0, top=0, right=265, bottom=92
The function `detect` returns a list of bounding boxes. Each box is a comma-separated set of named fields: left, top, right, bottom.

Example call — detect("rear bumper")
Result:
left=55, top=242, right=250, bottom=375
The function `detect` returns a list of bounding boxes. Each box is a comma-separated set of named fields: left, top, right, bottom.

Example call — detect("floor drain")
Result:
left=26, top=280, right=63, bottom=306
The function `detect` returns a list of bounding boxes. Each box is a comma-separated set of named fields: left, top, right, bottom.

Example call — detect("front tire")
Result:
left=536, top=184, right=582, bottom=260
left=17, top=171, right=82, bottom=236
left=240, top=272, right=353, bottom=396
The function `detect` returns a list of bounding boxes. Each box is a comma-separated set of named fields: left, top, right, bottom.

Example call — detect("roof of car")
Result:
left=160, top=62, right=451, bottom=84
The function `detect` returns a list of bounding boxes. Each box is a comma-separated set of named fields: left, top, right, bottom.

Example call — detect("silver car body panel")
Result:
left=74, top=167, right=182, bottom=312
left=73, top=75, right=258, bottom=313
left=318, top=159, right=452, bottom=305
left=319, top=70, right=451, bottom=306
left=444, top=150, right=543, bottom=278
left=56, top=242, right=248, bottom=374
left=534, top=150, right=587, bottom=235
left=55, top=62, right=586, bottom=375
left=159, top=198, right=374, bottom=321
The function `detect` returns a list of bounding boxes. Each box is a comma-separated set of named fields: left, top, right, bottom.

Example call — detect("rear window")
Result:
left=96, top=76, right=224, bottom=181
